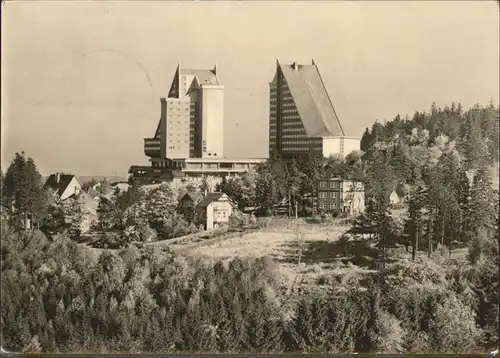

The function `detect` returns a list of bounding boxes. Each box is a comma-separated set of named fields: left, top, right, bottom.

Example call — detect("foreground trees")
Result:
left=1, top=224, right=495, bottom=353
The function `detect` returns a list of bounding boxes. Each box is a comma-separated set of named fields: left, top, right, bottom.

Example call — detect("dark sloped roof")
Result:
left=181, top=69, right=221, bottom=86
left=197, top=192, right=226, bottom=209
left=181, top=191, right=203, bottom=203
left=43, top=174, right=79, bottom=198
left=279, top=62, right=345, bottom=137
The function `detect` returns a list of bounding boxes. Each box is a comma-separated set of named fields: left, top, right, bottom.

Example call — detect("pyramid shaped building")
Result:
left=269, top=59, right=360, bottom=158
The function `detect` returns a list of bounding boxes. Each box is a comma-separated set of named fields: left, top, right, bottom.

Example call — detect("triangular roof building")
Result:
left=269, top=59, right=360, bottom=159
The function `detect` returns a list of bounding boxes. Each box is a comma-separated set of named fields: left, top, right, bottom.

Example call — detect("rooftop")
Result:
left=276, top=60, right=346, bottom=138
left=181, top=68, right=221, bottom=86
left=43, top=173, right=80, bottom=198
left=197, top=192, right=226, bottom=208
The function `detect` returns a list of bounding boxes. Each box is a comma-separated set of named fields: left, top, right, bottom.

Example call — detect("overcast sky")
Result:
left=2, top=1, right=499, bottom=176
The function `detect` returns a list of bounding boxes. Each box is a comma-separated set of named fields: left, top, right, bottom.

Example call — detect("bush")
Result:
left=228, top=211, right=250, bottom=230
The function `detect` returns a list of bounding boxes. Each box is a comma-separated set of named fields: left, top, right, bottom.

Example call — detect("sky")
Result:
left=1, top=1, right=499, bottom=176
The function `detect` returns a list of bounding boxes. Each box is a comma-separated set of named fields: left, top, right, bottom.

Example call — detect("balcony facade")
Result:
left=144, top=138, right=161, bottom=158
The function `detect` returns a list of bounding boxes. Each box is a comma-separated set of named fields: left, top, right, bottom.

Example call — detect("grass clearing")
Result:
left=79, top=208, right=472, bottom=293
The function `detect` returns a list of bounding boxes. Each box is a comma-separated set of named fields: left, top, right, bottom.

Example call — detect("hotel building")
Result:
left=269, top=59, right=360, bottom=159
left=129, top=64, right=265, bottom=183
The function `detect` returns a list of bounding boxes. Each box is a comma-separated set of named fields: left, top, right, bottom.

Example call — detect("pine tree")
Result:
left=255, top=166, right=280, bottom=216
left=96, top=198, right=118, bottom=231
left=462, top=109, right=486, bottom=170
left=200, top=176, right=209, bottom=194
left=3, top=152, right=47, bottom=230
left=286, top=159, right=302, bottom=216
left=1, top=169, right=7, bottom=211
left=24, top=157, right=48, bottom=224
left=407, top=184, right=428, bottom=260
left=360, top=128, right=373, bottom=152
left=365, top=151, right=395, bottom=252
left=467, top=165, right=495, bottom=262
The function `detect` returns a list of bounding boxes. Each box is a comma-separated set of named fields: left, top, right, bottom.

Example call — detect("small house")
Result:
left=180, top=192, right=203, bottom=208
left=389, top=191, right=402, bottom=205
left=197, top=192, right=235, bottom=230
left=43, top=173, right=83, bottom=202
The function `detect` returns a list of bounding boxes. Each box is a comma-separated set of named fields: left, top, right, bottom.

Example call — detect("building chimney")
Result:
left=292, top=62, right=297, bottom=70
left=56, top=172, right=61, bottom=183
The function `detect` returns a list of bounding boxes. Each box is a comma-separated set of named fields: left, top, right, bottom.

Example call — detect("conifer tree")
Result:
left=3, top=152, right=47, bottom=229
left=200, top=176, right=210, bottom=194
left=360, top=128, right=373, bottom=152
left=467, top=164, right=495, bottom=264
left=462, top=109, right=486, bottom=170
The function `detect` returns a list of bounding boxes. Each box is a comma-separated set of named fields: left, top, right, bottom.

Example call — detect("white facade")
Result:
left=161, top=98, right=191, bottom=159
left=322, top=136, right=361, bottom=158
left=59, top=177, right=83, bottom=201
left=341, top=180, right=365, bottom=215
left=201, top=85, right=224, bottom=158
left=205, top=194, right=234, bottom=230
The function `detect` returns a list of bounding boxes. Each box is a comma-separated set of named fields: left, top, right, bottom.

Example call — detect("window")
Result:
left=320, top=202, right=326, bottom=209
left=330, top=202, right=336, bottom=209
left=319, top=192, right=327, bottom=199
left=319, top=181, right=327, bottom=188
left=330, top=192, right=336, bottom=199
left=330, top=181, right=338, bottom=189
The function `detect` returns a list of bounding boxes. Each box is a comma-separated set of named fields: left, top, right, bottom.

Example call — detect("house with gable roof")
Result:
left=196, top=192, right=236, bottom=230
left=179, top=191, right=204, bottom=208
left=43, top=173, right=83, bottom=202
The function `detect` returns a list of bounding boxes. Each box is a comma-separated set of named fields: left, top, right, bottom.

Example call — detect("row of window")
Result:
left=319, top=202, right=337, bottom=209
left=282, top=134, right=307, bottom=139
left=281, top=140, right=314, bottom=145
left=168, top=107, right=189, bottom=112
left=281, top=147, right=312, bottom=151
left=144, top=146, right=161, bottom=151
left=281, top=127, right=305, bottom=132
left=282, top=119, right=302, bottom=125
left=319, top=191, right=338, bottom=199
left=319, top=181, right=340, bottom=189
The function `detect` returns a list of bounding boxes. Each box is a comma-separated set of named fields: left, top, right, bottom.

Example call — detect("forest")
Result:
left=1, top=101, right=499, bottom=353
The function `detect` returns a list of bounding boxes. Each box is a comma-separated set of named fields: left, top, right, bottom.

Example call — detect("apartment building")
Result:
left=317, top=178, right=365, bottom=215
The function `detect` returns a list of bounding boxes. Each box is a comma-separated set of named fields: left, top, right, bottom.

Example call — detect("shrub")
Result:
left=228, top=211, right=250, bottom=230
left=428, top=294, right=482, bottom=352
